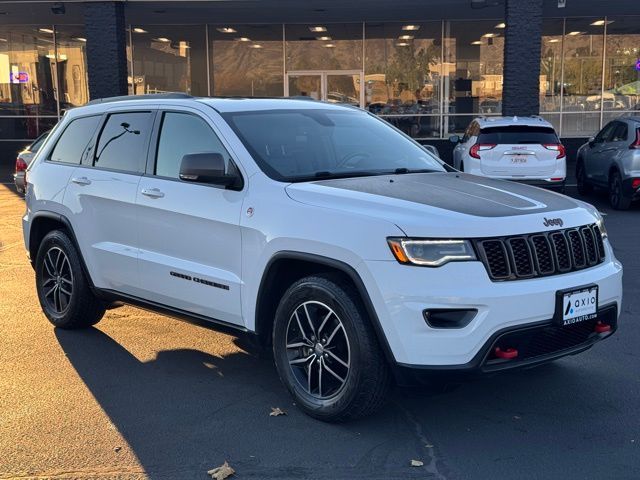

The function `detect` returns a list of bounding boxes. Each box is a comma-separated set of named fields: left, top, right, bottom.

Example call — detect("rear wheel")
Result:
left=576, top=160, right=592, bottom=195
left=609, top=170, right=632, bottom=210
left=35, top=230, right=105, bottom=329
left=272, top=274, right=391, bottom=422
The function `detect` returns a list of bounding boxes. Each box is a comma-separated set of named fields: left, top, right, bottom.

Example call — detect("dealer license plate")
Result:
left=556, top=285, right=598, bottom=327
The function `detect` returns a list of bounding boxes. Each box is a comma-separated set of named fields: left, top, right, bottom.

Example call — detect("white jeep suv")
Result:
left=451, top=116, right=567, bottom=191
left=23, top=94, right=622, bottom=422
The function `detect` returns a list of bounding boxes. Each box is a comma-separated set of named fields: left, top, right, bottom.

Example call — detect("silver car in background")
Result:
left=13, top=131, right=49, bottom=194
left=576, top=116, right=640, bottom=210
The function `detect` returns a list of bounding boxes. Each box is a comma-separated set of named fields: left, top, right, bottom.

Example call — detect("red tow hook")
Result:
left=594, top=321, right=611, bottom=334
left=494, top=347, right=519, bottom=360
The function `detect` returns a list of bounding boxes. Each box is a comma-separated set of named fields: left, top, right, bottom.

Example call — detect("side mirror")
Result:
left=179, top=152, right=241, bottom=188
left=588, top=136, right=596, bottom=147
left=422, top=144, right=440, bottom=158
left=449, top=135, right=460, bottom=144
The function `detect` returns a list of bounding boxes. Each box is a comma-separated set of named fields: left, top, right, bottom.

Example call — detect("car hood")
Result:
left=285, top=172, right=597, bottom=238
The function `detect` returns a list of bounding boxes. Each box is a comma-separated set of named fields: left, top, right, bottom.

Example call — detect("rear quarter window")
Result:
left=49, top=116, right=101, bottom=165
left=478, top=126, right=559, bottom=144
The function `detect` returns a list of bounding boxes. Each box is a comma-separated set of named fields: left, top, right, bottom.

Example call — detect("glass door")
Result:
left=285, top=70, right=364, bottom=107
left=287, top=73, right=322, bottom=100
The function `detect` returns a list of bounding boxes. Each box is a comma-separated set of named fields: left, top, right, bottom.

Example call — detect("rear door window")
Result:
left=478, top=126, right=559, bottom=144
left=93, top=111, right=154, bottom=173
left=49, top=116, right=101, bottom=165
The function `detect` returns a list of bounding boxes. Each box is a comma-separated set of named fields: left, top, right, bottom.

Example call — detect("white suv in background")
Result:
left=23, top=95, right=622, bottom=422
left=451, top=116, right=567, bottom=191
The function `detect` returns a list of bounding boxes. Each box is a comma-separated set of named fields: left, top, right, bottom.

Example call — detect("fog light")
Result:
left=423, top=309, right=477, bottom=329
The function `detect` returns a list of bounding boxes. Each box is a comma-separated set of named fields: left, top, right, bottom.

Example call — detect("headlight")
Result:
left=596, top=214, right=608, bottom=239
left=387, top=238, right=477, bottom=267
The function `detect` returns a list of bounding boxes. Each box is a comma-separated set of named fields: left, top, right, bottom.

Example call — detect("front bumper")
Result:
left=358, top=241, right=623, bottom=368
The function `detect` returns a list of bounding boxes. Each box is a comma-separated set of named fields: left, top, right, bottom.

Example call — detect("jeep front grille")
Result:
left=475, top=224, right=605, bottom=281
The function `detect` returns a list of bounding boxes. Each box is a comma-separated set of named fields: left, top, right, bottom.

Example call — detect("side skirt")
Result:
left=94, top=288, right=257, bottom=341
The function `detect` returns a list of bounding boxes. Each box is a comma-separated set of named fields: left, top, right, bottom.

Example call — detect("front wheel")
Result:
left=609, top=170, right=632, bottom=210
left=35, top=230, right=105, bottom=328
left=272, top=274, right=391, bottom=422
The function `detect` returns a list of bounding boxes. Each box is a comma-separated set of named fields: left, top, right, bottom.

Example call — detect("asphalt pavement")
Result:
left=0, top=181, right=638, bottom=480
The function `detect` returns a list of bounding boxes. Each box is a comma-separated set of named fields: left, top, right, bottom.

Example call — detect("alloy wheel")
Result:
left=285, top=301, right=351, bottom=400
left=610, top=175, right=621, bottom=207
left=41, top=246, right=74, bottom=314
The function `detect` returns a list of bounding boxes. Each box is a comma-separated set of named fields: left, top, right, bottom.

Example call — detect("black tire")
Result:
left=35, top=230, right=105, bottom=329
left=609, top=170, right=632, bottom=210
left=576, top=160, right=592, bottom=196
left=272, top=274, right=391, bottom=422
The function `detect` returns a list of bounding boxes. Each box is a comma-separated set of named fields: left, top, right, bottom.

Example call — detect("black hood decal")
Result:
left=313, top=173, right=577, bottom=218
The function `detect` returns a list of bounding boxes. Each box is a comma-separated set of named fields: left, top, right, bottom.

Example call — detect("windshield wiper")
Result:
left=393, top=168, right=440, bottom=174
left=312, top=170, right=385, bottom=180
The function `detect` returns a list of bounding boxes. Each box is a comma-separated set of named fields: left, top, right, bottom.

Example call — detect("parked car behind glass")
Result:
left=576, top=116, right=640, bottom=210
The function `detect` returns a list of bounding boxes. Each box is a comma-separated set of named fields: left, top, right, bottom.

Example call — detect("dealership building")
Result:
left=1, top=0, right=639, bottom=159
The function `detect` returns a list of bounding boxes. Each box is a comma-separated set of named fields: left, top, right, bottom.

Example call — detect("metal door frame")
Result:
left=284, top=70, right=364, bottom=108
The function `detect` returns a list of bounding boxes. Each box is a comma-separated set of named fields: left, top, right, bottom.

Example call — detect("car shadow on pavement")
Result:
left=55, top=327, right=445, bottom=479
left=54, top=324, right=627, bottom=480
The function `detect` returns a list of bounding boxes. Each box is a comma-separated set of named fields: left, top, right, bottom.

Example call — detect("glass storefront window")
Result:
left=444, top=20, right=505, bottom=134
left=54, top=26, right=89, bottom=113
left=365, top=22, right=441, bottom=138
left=540, top=19, right=564, bottom=113
left=211, top=24, right=283, bottom=97
left=0, top=26, right=58, bottom=117
left=129, top=25, right=207, bottom=96
left=561, top=18, right=604, bottom=136
left=285, top=23, right=362, bottom=71
left=603, top=16, right=640, bottom=124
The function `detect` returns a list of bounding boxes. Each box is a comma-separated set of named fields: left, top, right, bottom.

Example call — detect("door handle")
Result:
left=70, top=176, right=91, bottom=186
left=141, top=188, right=165, bottom=199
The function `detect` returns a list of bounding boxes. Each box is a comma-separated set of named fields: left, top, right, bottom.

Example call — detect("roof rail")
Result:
left=87, top=92, right=193, bottom=105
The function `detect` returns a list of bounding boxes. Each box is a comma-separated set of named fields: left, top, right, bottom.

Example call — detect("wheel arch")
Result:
left=254, top=251, right=395, bottom=364
left=29, top=211, right=95, bottom=288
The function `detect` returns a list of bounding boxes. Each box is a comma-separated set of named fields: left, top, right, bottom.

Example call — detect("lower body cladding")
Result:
left=360, top=249, right=622, bottom=380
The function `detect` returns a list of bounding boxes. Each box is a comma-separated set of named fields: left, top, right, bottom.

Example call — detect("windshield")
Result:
left=222, top=108, right=445, bottom=181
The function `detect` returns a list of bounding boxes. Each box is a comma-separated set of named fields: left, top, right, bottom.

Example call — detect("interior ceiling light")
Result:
left=547, top=38, right=560, bottom=43
left=133, top=27, right=147, bottom=33
left=567, top=31, right=583, bottom=36
left=402, top=25, right=420, bottom=31
left=309, top=26, right=327, bottom=32
left=316, top=36, right=332, bottom=41
left=590, top=19, right=613, bottom=26
left=236, top=37, right=251, bottom=42
left=217, top=27, right=236, bottom=33
left=399, top=35, right=414, bottom=40
left=471, top=40, right=483, bottom=45
left=156, top=37, right=171, bottom=43
left=249, top=44, right=263, bottom=48
left=396, top=42, right=410, bottom=47
left=323, top=43, right=336, bottom=48
left=482, top=33, right=497, bottom=38
left=495, top=22, right=506, bottom=29
left=39, top=28, right=54, bottom=34
left=74, top=37, right=87, bottom=42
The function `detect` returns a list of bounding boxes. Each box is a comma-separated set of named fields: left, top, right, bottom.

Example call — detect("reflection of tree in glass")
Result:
left=368, top=42, right=440, bottom=104
left=96, top=122, right=140, bottom=161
